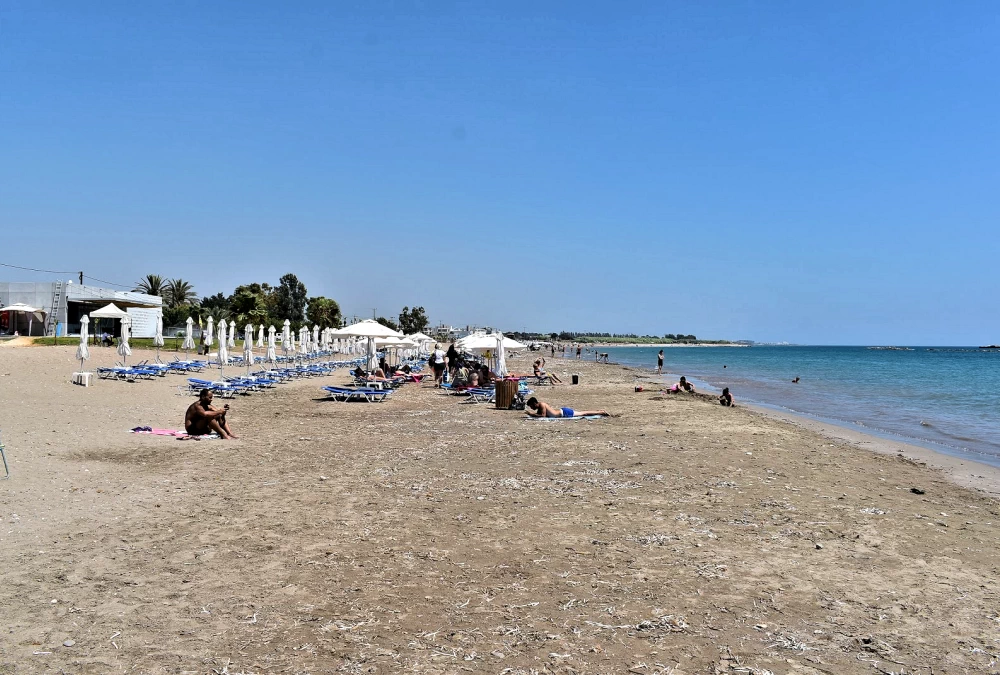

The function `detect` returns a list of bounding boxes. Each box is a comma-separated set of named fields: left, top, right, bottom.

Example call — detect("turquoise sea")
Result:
left=588, top=345, right=1000, bottom=468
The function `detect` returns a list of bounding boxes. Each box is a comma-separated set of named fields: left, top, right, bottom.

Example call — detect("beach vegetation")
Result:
left=164, top=278, right=197, bottom=308
left=398, top=306, right=429, bottom=334
left=306, top=296, right=342, bottom=328
left=133, top=274, right=165, bottom=297
left=273, top=273, right=308, bottom=323
left=376, top=316, right=400, bottom=332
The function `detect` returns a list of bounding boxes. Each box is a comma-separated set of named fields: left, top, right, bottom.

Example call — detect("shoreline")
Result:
left=620, top=361, right=1000, bottom=498
left=4, top=346, right=1000, bottom=671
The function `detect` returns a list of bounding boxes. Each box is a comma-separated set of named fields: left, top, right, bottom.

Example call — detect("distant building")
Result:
left=0, top=281, right=162, bottom=337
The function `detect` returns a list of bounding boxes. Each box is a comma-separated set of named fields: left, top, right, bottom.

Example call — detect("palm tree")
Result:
left=164, top=278, right=197, bottom=308
left=134, top=274, right=165, bottom=296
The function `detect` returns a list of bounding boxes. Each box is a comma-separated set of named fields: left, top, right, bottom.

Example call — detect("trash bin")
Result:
left=495, top=379, right=518, bottom=409
left=572, top=374, right=580, bottom=385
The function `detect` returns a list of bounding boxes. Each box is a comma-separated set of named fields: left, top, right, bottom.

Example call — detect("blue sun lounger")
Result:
left=322, top=385, right=392, bottom=403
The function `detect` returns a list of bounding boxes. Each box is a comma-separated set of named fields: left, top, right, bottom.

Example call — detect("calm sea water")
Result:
left=586, top=345, right=1000, bottom=467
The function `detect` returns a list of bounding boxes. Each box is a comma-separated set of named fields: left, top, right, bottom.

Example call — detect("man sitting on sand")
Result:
left=185, top=389, right=238, bottom=439
left=719, top=387, right=734, bottom=407
left=525, top=396, right=608, bottom=418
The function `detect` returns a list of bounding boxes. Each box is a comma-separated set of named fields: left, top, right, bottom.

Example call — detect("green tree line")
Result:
left=134, top=273, right=430, bottom=337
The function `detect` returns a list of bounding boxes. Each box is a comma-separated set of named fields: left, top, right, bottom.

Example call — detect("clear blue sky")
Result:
left=2, top=1, right=998, bottom=344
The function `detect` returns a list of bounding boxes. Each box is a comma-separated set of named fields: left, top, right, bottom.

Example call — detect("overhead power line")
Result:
left=0, top=261, right=131, bottom=290
left=0, top=261, right=76, bottom=275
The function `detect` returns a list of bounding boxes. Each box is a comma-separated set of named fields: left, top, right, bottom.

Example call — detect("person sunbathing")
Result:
left=185, top=389, right=238, bottom=439
left=533, top=358, right=563, bottom=383
left=525, top=396, right=608, bottom=418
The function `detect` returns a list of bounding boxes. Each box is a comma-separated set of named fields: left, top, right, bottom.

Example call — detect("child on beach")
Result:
left=667, top=376, right=695, bottom=393
left=719, top=387, right=734, bottom=406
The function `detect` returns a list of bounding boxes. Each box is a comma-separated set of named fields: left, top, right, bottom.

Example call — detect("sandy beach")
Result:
left=2, top=344, right=1000, bottom=674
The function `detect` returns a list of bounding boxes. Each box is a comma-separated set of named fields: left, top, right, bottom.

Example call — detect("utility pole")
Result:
left=372, top=308, right=377, bottom=320
left=79, top=271, right=84, bottom=285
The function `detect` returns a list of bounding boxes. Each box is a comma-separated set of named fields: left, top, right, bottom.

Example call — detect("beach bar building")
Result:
left=0, top=281, right=162, bottom=337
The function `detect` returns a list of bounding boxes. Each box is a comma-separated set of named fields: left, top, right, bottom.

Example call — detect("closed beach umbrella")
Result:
left=182, top=317, right=195, bottom=356
left=228, top=320, right=237, bottom=348
left=205, top=316, right=214, bottom=349
left=153, top=314, right=165, bottom=363
left=218, top=322, right=228, bottom=375
left=312, top=325, right=320, bottom=351
left=495, top=332, right=509, bottom=378
left=76, top=315, right=91, bottom=371
left=299, top=326, right=309, bottom=355
left=266, top=325, right=277, bottom=364
left=118, top=315, right=132, bottom=366
left=243, top=323, right=255, bottom=374
left=257, top=324, right=264, bottom=348
left=282, top=320, right=291, bottom=358
left=366, top=337, right=378, bottom=372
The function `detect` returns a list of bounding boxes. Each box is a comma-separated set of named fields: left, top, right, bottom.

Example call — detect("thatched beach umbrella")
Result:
left=182, top=317, right=195, bottom=357
left=76, top=315, right=91, bottom=372
left=118, top=315, right=132, bottom=366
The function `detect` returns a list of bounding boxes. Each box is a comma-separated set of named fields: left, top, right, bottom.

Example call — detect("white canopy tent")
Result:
left=89, top=303, right=128, bottom=319
left=0, top=303, right=44, bottom=337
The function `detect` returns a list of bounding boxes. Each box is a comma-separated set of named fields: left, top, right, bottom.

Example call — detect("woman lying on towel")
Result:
left=525, top=397, right=608, bottom=418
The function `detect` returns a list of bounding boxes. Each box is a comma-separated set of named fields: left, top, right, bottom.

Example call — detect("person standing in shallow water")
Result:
left=656, top=349, right=664, bottom=374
